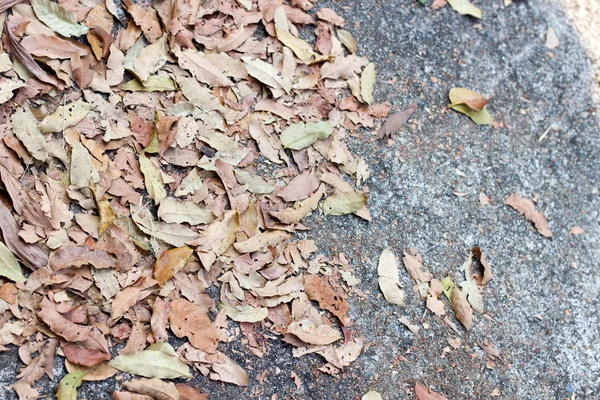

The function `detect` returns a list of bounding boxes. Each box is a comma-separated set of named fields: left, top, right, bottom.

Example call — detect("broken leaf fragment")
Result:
left=505, top=193, right=552, bottom=237
left=323, top=192, right=367, bottom=216
left=56, top=371, right=85, bottom=400
left=447, top=0, right=482, bottom=19
left=280, top=121, right=334, bottom=150
left=377, top=248, right=404, bottom=306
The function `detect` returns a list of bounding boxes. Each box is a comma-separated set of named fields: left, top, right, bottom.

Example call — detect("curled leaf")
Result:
left=448, top=88, right=490, bottom=111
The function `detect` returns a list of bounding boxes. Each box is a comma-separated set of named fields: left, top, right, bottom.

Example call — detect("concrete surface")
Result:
left=2, top=0, right=599, bottom=399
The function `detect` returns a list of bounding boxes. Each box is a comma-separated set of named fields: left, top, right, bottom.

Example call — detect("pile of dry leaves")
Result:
left=0, top=0, right=391, bottom=398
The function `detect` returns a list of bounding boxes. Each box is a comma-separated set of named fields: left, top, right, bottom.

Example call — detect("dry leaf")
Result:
left=153, top=246, right=193, bottom=286
left=450, top=286, right=473, bottom=330
left=31, top=0, right=89, bottom=37
left=108, top=343, right=191, bottom=379
left=377, top=248, right=404, bottom=306
left=169, top=299, right=219, bottom=353
left=447, top=0, right=482, bottom=19
left=505, top=193, right=552, bottom=237
left=122, top=378, right=178, bottom=400
left=287, top=319, right=341, bottom=345
left=448, top=88, right=490, bottom=111
left=323, top=191, right=367, bottom=216
left=415, top=383, right=448, bottom=400
left=378, top=107, right=415, bottom=138
left=362, top=390, right=383, bottom=400
left=304, top=274, right=349, bottom=321
left=545, top=27, right=559, bottom=49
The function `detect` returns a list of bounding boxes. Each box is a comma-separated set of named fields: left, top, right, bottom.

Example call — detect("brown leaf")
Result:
left=110, top=282, right=155, bottom=321
left=176, top=383, right=208, bottom=400
left=50, top=246, right=116, bottom=271
left=113, top=391, right=154, bottom=400
left=450, top=287, right=473, bottom=331
left=37, top=297, right=92, bottom=342
left=151, top=297, right=169, bottom=343
left=278, top=169, right=320, bottom=202
left=153, top=246, right=193, bottom=286
left=3, top=22, right=64, bottom=88
left=0, top=198, right=48, bottom=270
left=505, top=193, right=552, bottom=237
left=169, top=299, right=219, bottom=353
left=304, top=274, right=348, bottom=322
left=123, top=378, right=178, bottom=400
left=123, top=0, right=162, bottom=43
left=61, top=343, right=111, bottom=367
left=0, top=165, right=53, bottom=229
left=0, top=0, right=24, bottom=12
left=157, top=115, right=179, bottom=157
left=415, top=383, right=448, bottom=400
left=378, top=106, right=415, bottom=138
left=71, top=53, right=94, bottom=89
left=448, top=88, right=491, bottom=111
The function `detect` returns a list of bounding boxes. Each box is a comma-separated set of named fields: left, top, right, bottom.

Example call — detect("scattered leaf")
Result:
left=377, top=248, right=404, bottom=306
left=415, top=383, right=448, bottom=400
left=280, top=121, right=334, bottom=150
left=505, top=193, right=552, bottom=237
left=0, top=242, right=26, bottom=283
left=378, top=107, right=415, bottom=138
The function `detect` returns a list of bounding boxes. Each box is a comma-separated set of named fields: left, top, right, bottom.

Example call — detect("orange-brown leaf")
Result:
left=304, top=274, right=348, bottom=322
left=169, top=299, right=219, bottom=354
left=153, top=246, right=193, bottom=286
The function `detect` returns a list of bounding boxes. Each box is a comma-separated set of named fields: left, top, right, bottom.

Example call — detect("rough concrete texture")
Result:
left=2, top=0, right=599, bottom=399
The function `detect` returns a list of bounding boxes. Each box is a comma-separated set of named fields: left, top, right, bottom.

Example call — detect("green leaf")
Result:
left=450, top=104, right=493, bottom=125
left=360, top=62, right=376, bottom=105
left=0, top=241, right=25, bottom=283
left=447, top=0, right=482, bottom=19
left=31, top=0, right=88, bottom=37
left=56, top=371, right=85, bottom=400
left=108, top=343, right=191, bottom=379
left=280, top=121, right=333, bottom=150
left=139, top=153, right=166, bottom=205
left=323, top=192, right=367, bottom=216
left=120, top=75, right=178, bottom=92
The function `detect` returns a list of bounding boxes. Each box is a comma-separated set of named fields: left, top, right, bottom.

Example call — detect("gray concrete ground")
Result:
left=1, top=0, right=599, bottom=399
